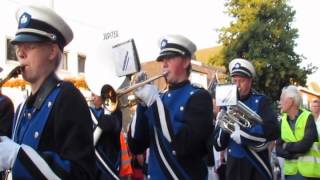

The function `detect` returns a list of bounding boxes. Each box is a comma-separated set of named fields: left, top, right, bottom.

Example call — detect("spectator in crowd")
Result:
left=276, top=85, right=320, bottom=179
left=310, top=97, right=320, bottom=122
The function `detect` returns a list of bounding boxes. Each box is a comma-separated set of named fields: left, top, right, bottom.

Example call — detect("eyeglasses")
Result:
left=15, top=42, right=53, bottom=52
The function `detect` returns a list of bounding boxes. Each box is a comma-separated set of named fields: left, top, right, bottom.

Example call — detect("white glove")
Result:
left=0, top=136, right=21, bottom=171
left=135, top=84, right=159, bottom=107
left=215, top=110, right=226, bottom=127
left=230, top=123, right=242, bottom=144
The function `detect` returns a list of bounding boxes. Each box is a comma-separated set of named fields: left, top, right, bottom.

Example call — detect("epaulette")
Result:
left=159, top=85, right=168, bottom=94
left=160, top=88, right=168, bottom=94
left=191, top=83, right=204, bottom=89
left=251, top=89, right=265, bottom=96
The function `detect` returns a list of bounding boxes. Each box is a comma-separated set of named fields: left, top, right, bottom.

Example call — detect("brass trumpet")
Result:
left=102, top=72, right=167, bottom=112
left=0, top=65, right=24, bottom=87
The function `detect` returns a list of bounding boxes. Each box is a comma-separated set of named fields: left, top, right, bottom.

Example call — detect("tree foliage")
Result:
left=208, top=0, right=317, bottom=101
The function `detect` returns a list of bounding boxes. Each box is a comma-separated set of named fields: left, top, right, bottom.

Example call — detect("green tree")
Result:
left=209, top=0, right=317, bottom=101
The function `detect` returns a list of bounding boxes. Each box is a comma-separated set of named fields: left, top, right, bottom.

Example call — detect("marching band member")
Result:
left=89, top=89, right=122, bottom=180
left=89, top=93, right=105, bottom=120
left=0, top=5, right=96, bottom=179
left=127, top=34, right=213, bottom=179
left=213, top=58, right=279, bottom=180
left=0, top=79, right=15, bottom=137
left=0, top=72, right=15, bottom=179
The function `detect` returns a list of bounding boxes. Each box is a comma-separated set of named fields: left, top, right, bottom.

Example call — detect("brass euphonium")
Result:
left=216, top=101, right=263, bottom=133
left=216, top=99, right=270, bottom=152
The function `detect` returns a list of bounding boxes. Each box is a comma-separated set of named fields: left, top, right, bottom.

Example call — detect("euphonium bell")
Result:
left=216, top=101, right=263, bottom=133
left=216, top=101, right=270, bottom=151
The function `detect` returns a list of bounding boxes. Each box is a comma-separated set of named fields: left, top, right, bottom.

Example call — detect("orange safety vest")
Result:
left=119, top=132, right=133, bottom=177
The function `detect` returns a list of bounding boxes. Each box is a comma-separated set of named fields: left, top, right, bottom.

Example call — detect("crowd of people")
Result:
left=0, top=4, right=319, bottom=180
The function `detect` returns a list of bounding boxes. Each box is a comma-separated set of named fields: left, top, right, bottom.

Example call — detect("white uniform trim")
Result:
left=93, top=127, right=103, bottom=146
left=95, top=150, right=120, bottom=180
left=89, top=108, right=119, bottom=178
left=248, top=148, right=272, bottom=179
left=17, top=28, right=56, bottom=40
left=232, top=69, right=251, bottom=77
left=239, top=130, right=266, bottom=143
left=21, top=144, right=61, bottom=180
left=12, top=100, right=26, bottom=141
left=90, top=110, right=98, bottom=125
left=89, top=108, right=102, bottom=146
left=215, top=117, right=223, bottom=148
left=299, top=156, right=320, bottom=163
left=160, top=48, right=185, bottom=55
left=217, top=129, right=222, bottom=148
left=250, top=142, right=269, bottom=152
left=130, top=111, right=137, bottom=138
left=156, top=97, right=172, bottom=143
left=153, top=128, right=178, bottom=180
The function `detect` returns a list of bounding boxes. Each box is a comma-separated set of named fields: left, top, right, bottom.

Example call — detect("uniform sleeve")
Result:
left=171, top=89, right=213, bottom=157
left=284, top=115, right=318, bottom=154
left=0, top=96, right=14, bottom=137
left=212, top=107, right=230, bottom=151
left=16, top=83, right=97, bottom=179
left=96, top=110, right=122, bottom=169
left=97, top=109, right=122, bottom=134
left=275, top=138, right=299, bottom=159
left=212, top=126, right=230, bottom=151
left=259, top=97, right=280, bottom=141
left=239, top=96, right=279, bottom=148
left=51, top=83, right=96, bottom=179
left=127, top=104, right=150, bottom=155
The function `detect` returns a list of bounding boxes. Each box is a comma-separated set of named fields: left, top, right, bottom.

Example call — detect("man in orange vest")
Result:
left=89, top=90, right=122, bottom=180
left=119, top=131, right=133, bottom=179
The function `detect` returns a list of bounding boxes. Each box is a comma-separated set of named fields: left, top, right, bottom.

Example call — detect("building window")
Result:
left=190, top=71, right=208, bottom=89
left=59, top=51, right=68, bottom=70
left=6, top=38, right=17, bottom=61
left=78, top=54, right=86, bottom=73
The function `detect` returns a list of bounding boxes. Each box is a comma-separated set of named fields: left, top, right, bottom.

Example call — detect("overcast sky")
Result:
left=13, top=0, right=320, bottom=83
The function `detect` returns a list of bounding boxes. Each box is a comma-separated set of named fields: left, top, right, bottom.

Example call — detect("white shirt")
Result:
left=315, top=116, right=320, bottom=140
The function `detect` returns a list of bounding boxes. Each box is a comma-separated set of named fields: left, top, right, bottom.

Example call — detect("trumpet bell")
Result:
left=101, top=84, right=118, bottom=112
left=0, top=63, right=24, bottom=87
